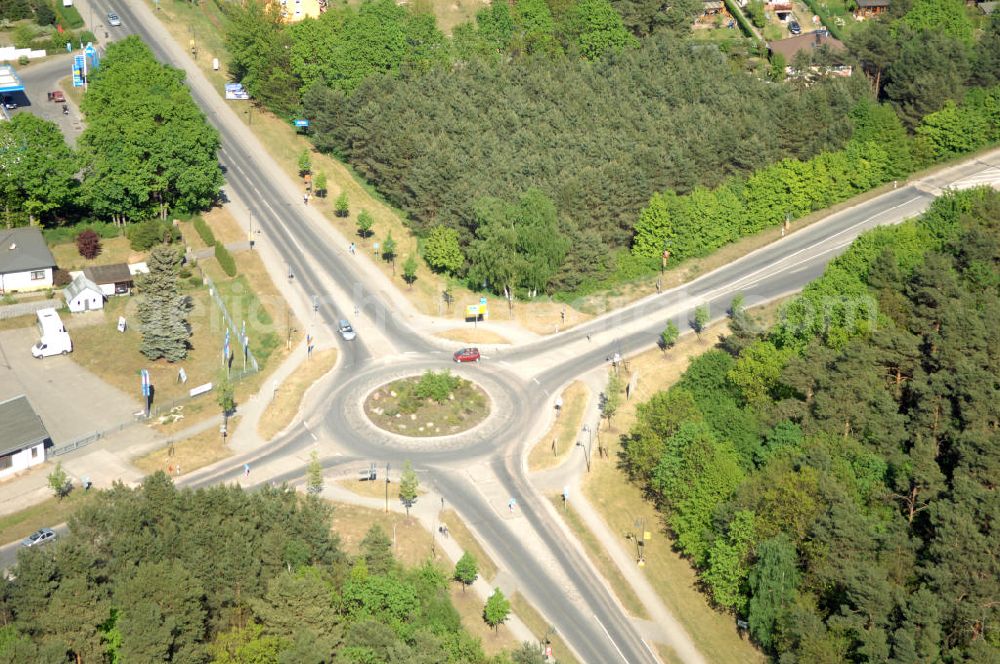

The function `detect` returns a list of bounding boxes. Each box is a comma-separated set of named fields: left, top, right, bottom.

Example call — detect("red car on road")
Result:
left=453, top=347, right=481, bottom=363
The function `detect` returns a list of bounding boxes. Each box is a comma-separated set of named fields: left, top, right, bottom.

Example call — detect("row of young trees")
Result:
left=0, top=475, right=550, bottom=663
left=632, top=85, right=1000, bottom=264
left=0, top=36, right=222, bottom=230
left=620, top=188, right=1000, bottom=661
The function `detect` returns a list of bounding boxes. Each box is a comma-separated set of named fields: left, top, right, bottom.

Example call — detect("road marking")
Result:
left=532, top=377, right=540, bottom=385
left=641, top=639, right=658, bottom=660
left=304, top=424, right=318, bottom=442
left=699, top=195, right=923, bottom=304
left=593, top=614, right=629, bottom=664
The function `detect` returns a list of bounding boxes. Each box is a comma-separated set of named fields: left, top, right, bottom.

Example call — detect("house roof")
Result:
left=768, top=31, right=846, bottom=62
left=0, top=228, right=57, bottom=275
left=63, top=273, right=101, bottom=301
left=83, top=263, right=132, bottom=285
left=0, top=395, right=49, bottom=457
left=856, top=0, right=889, bottom=7
left=980, top=1, right=997, bottom=14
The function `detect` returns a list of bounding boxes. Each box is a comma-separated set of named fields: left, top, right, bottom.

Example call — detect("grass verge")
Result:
left=576, top=317, right=771, bottom=664
left=528, top=381, right=589, bottom=472
left=49, top=236, right=139, bottom=271
left=655, top=642, right=685, bottom=664
left=434, top=328, right=511, bottom=344
left=329, top=501, right=445, bottom=570
left=550, top=497, right=649, bottom=620
left=450, top=584, right=521, bottom=656
left=0, top=490, right=96, bottom=546
left=440, top=508, right=498, bottom=583
left=258, top=348, right=337, bottom=440
left=133, top=416, right=237, bottom=477
left=509, top=591, right=581, bottom=664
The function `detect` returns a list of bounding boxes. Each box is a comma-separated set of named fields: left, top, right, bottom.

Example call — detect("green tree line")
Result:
left=0, top=474, right=554, bottom=664
left=631, top=86, right=1000, bottom=263
left=620, top=188, right=1000, bottom=661
left=0, top=36, right=222, bottom=230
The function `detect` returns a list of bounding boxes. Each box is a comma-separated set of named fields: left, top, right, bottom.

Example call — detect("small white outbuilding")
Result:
left=63, top=273, right=103, bottom=313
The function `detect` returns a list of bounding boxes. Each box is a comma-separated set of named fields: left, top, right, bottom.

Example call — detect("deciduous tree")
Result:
left=0, top=113, right=77, bottom=226
left=454, top=552, right=478, bottom=592
left=483, top=588, right=510, bottom=631
left=422, top=225, right=464, bottom=274
left=399, top=460, right=419, bottom=516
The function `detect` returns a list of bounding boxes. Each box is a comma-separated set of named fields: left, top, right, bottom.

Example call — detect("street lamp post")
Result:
left=384, top=462, right=390, bottom=513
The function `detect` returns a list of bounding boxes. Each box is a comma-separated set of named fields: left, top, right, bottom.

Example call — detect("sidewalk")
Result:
left=527, top=366, right=707, bottom=664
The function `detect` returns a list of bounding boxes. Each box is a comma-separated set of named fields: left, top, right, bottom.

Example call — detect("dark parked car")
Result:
left=788, top=20, right=801, bottom=35
left=21, top=528, right=56, bottom=548
left=453, top=347, right=481, bottom=363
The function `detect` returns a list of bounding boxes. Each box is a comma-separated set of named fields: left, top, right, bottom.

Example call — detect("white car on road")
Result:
left=338, top=320, right=356, bottom=341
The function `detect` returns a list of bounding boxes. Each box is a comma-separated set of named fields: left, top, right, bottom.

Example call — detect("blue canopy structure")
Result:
left=0, top=65, right=24, bottom=93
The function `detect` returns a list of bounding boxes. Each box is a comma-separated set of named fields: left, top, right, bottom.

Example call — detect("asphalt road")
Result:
left=11, top=4, right=999, bottom=661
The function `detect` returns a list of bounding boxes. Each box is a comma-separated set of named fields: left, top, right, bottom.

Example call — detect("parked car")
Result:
left=1, top=96, right=16, bottom=110
left=453, top=347, right=481, bottom=363
left=788, top=20, right=801, bottom=35
left=107, top=11, right=121, bottom=26
left=21, top=528, right=56, bottom=548
left=338, top=320, right=356, bottom=341
left=47, top=90, right=65, bottom=103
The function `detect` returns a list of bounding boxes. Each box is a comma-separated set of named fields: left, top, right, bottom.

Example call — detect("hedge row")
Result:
left=214, top=243, right=237, bottom=277
left=43, top=221, right=121, bottom=244
left=53, top=2, right=84, bottom=29
left=193, top=217, right=217, bottom=247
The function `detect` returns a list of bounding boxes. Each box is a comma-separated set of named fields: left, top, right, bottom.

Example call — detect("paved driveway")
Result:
left=6, top=54, right=85, bottom=146
left=0, top=326, right=139, bottom=444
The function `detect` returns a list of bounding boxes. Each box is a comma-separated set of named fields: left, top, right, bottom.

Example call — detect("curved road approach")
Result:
left=87, top=5, right=1000, bottom=662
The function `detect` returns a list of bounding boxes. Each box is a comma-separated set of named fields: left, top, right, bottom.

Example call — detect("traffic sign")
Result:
left=294, top=118, right=310, bottom=128
left=72, top=55, right=84, bottom=87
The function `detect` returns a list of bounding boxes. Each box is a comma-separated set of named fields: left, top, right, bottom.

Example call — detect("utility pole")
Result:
left=384, top=462, right=390, bottom=513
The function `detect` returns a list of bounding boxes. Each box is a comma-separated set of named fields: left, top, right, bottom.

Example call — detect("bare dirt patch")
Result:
left=364, top=372, right=490, bottom=437
left=434, top=327, right=511, bottom=344
left=133, top=417, right=237, bottom=477
left=527, top=381, right=590, bottom=472
left=258, top=349, right=337, bottom=441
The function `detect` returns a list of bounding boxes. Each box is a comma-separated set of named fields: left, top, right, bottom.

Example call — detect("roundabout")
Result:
left=364, top=370, right=490, bottom=437
left=319, top=358, right=534, bottom=459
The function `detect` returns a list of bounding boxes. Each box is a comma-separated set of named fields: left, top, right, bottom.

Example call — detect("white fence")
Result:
left=0, top=47, right=47, bottom=61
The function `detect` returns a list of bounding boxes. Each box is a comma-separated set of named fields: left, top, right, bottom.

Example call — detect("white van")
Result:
left=32, top=308, right=72, bottom=358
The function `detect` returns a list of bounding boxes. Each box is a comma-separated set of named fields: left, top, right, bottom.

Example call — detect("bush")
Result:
left=214, top=243, right=237, bottom=277
left=53, top=269, right=71, bottom=287
left=188, top=275, right=203, bottom=289
left=127, top=220, right=180, bottom=251
left=413, top=370, right=461, bottom=403
left=75, top=229, right=101, bottom=259
left=192, top=217, right=217, bottom=247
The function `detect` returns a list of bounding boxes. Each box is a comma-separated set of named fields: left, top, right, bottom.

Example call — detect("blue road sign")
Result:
left=72, top=55, right=85, bottom=87
left=294, top=118, right=310, bottom=128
